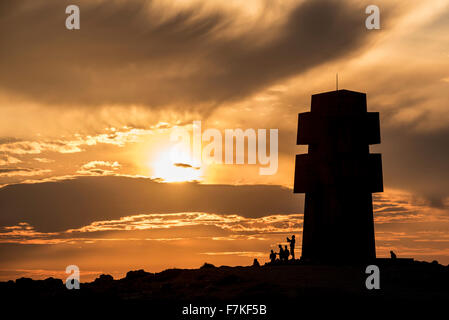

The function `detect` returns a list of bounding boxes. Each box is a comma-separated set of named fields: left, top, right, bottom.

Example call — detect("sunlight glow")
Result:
left=151, top=145, right=203, bottom=182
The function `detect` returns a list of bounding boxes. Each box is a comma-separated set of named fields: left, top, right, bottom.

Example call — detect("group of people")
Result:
left=269, top=235, right=296, bottom=263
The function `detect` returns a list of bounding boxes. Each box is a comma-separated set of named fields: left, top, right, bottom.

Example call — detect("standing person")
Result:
left=269, top=250, right=276, bottom=264
left=287, top=235, right=296, bottom=260
left=284, top=245, right=290, bottom=261
left=390, top=250, right=397, bottom=260
left=253, top=258, right=260, bottom=267
left=278, top=245, right=284, bottom=262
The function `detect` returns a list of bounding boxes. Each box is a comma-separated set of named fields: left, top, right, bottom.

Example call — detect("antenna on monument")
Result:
left=336, top=73, right=339, bottom=91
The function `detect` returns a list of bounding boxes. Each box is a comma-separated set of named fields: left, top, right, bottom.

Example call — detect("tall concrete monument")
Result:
left=294, top=90, right=383, bottom=262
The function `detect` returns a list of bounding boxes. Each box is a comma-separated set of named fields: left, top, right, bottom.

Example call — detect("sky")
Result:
left=1, top=0, right=449, bottom=281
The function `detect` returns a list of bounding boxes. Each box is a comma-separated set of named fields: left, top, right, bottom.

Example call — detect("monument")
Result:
left=294, top=90, right=383, bottom=263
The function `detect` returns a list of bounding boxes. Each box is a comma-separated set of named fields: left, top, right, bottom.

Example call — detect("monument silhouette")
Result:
left=294, top=89, right=383, bottom=263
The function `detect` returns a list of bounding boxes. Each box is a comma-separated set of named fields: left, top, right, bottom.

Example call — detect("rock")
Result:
left=200, top=263, right=216, bottom=269
left=42, top=277, right=63, bottom=288
left=15, top=277, right=34, bottom=287
left=125, top=269, right=152, bottom=280
left=94, top=274, right=114, bottom=283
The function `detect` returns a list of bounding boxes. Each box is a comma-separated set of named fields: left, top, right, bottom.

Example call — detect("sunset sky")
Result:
left=1, top=0, right=449, bottom=281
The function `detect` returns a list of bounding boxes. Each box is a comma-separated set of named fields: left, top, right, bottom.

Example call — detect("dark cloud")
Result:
left=378, top=126, right=449, bottom=207
left=0, top=168, right=31, bottom=174
left=85, top=168, right=108, bottom=175
left=0, top=0, right=376, bottom=109
left=0, top=176, right=304, bottom=232
left=174, top=163, right=199, bottom=169
left=0, top=138, right=21, bottom=145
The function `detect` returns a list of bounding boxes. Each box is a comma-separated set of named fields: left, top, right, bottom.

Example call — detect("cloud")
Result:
left=77, top=160, right=121, bottom=175
left=174, top=163, right=200, bottom=170
left=33, top=158, right=55, bottom=163
left=0, top=127, right=155, bottom=155
left=67, top=212, right=302, bottom=234
left=0, top=140, right=82, bottom=155
left=379, top=127, right=449, bottom=206
left=0, top=155, right=21, bottom=166
left=0, top=212, right=302, bottom=245
left=77, top=160, right=120, bottom=175
left=1, top=187, right=448, bottom=267
left=81, top=161, right=120, bottom=170
left=0, top=0, right=380, bottom=109
left=1, top=187, right=449, bottom=280
left=0, top=168, right=51, bottom=177
left=0, top=175, right=304, bottom=232
left=200, top=251, right=266, bottom=258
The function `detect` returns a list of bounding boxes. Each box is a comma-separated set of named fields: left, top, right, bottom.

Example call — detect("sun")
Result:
left=151, top=146, right=203, bottom=182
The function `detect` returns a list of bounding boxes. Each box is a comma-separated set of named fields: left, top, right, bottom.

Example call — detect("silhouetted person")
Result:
left=287, top=235, right=296, bottom=260
left=253, top=258, right=260, bottom=267
left=278, top=245, right=284, bottom=262
left=269, top=250, right=276, bottom=263
left=284, top=245, right=290, bottom=262
left=390, top=251, right=397, bottom=260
